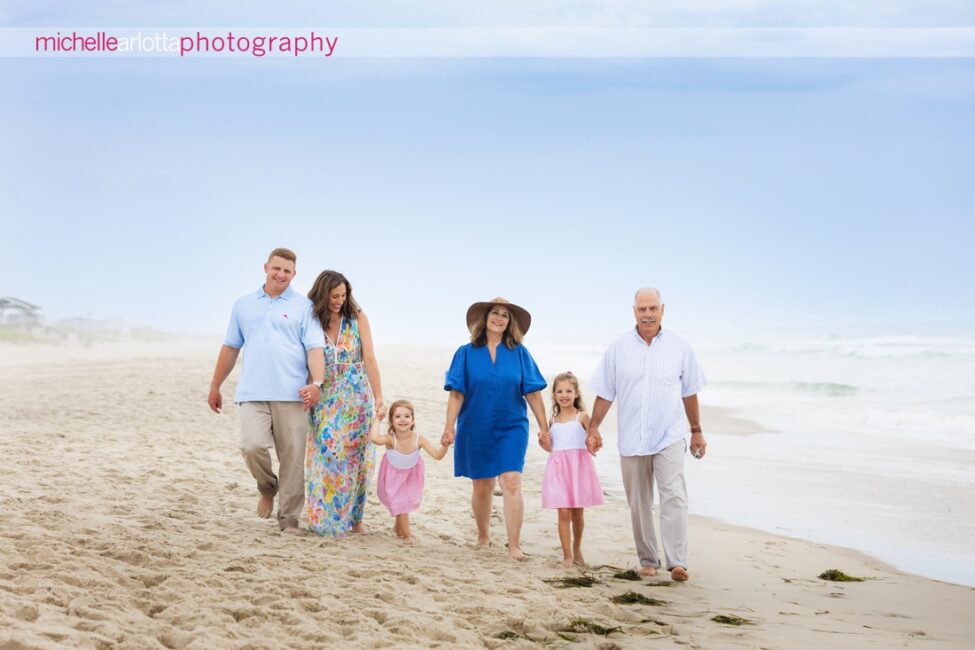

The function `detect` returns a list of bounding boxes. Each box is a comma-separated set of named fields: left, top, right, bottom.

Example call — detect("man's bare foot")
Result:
left=637, top=566, right=658, bottom=577
left=670, top=566, right=689, bottom=582
left=256, top=495, right=274, bottom=518
left=351, top=523, right=365, bottom=534
left=282, top=526, right=305, bottom=536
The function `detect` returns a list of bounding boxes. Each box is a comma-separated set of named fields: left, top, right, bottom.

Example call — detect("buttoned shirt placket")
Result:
left=638, top=330, right=660, bottom=453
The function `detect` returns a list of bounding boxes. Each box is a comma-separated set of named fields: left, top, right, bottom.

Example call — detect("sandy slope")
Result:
left=0, top=343, right=972, bottom=648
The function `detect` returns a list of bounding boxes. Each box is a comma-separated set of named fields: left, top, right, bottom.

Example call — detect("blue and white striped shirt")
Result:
left=589, top=328, right=706, bottom=457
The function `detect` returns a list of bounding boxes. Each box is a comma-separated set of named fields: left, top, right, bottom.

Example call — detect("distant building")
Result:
left=0, top=297, right=43, bottom=326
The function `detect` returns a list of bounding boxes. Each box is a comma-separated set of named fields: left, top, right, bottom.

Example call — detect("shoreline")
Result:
left=0, top=339, right=964, bottom=586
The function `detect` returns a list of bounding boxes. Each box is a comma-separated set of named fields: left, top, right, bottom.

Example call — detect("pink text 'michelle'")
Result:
left=33, top=31, right=339, bottom=57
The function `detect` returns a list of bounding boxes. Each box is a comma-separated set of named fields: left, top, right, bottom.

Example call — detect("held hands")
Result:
left=690, top=431, right=707, bottom=459
left=375, top=400, right=388, bottom=421
left=441, top=428, right=456, bottom=447
left=537, top=429, right=552, bottom=452
left=298, top=384, right=322, bottom=411
left=586, top=427, right=603, bottom=455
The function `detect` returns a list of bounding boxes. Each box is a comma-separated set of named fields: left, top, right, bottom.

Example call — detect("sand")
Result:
left=1, top=341, right=973, bottom=649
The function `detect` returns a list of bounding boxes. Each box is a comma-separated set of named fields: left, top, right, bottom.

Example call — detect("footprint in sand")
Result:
left=13, top=604, right=39, bottom=622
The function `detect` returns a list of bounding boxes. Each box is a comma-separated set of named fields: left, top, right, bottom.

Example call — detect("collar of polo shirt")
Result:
left=258, top=285, right=295, bottom=300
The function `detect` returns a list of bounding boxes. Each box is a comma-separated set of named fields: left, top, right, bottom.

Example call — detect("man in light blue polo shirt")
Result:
left=208, top=247, right=325, bottom=533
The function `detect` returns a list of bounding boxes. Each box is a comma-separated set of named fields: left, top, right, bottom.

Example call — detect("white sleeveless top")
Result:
left=550, top=413, right=587, bottom=451
left=386, top=432, right=421, bottom=469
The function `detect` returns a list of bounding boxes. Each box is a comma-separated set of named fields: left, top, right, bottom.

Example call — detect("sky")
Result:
left=2, top=2, right=974, bottom=346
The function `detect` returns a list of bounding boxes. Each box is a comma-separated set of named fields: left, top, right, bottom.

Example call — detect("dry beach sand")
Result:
left=1, top=341, right=974, bottom=649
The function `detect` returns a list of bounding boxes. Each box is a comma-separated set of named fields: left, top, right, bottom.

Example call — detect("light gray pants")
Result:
left=239, top=401, right=308, bottom=530
left=620, top=439, right=688, bottom=570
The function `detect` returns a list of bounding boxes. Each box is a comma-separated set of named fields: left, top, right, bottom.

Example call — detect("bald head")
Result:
left=633, top=287, right=662, bottom=305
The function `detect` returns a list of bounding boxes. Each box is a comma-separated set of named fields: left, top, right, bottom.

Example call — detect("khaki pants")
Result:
left=620, top=439, right=688, bottom=570
left=239, top=401, right=308, bottom=530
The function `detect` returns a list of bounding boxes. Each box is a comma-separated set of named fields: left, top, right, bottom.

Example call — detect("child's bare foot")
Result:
left=561, top=557, right=574, bottom=568
left=403, top=536, right=415, bottom=545
left=475, top=535, right=491, bottom=549
left=573, top=551, right=586, bottom=566
left=670, top=566, right=689, bottom=582
left=637, top=566, right=657, bottom=577
left=256, top=495, right=274, bottom=518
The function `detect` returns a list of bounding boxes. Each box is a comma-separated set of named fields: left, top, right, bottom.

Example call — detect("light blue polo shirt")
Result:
left=224, top=285, right=325, bottom=403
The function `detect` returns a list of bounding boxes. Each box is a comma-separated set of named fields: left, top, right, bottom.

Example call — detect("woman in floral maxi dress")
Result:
left=305, top=271, right=385, bottom=536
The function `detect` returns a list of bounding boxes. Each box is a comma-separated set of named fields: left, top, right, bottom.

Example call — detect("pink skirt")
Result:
left=541, top=448, right=605, bottom=509
left=376, top=454, right=425, bottom=515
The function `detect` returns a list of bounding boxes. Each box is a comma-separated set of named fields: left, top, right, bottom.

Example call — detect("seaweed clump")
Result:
left=818, top=569, right=868, bottom=582
left=559, top=618, right=623, bottom=636
left=612, top=569, right=642, bottom=581
left=611, top=591, right=668, bottom=606
left=712, top=614, right=754, bottom=626
left=543, top=574, right=599, bottom=589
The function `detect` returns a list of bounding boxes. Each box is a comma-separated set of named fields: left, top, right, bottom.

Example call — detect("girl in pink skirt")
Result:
left=540, top=372, right=604, bottom=566
left=369, top=399, right=449, bottom=543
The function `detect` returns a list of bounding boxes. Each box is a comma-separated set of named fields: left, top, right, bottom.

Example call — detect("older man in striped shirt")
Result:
left=587, top=288, right=707, bottom=582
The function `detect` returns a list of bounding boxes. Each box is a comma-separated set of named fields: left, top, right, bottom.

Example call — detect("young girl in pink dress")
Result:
left=540, top=372, right=604, bottom=566
left=369, top=399, right=449, bottom=543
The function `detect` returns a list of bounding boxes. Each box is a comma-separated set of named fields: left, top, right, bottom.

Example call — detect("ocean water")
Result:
left=530, top=328, right=975, bottom=586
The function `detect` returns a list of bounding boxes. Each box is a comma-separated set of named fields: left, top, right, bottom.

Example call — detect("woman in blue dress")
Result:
left=441, top=297, right=550, bottom=559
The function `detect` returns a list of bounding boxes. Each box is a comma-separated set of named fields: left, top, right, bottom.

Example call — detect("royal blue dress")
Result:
left=444, top=343, right=547, bottom=479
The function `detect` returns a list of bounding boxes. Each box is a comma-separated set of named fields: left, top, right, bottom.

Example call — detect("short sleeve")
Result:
left=518, top=345, right=547, bottom=395
left=680, top=342, right=707, bottom=397
left=589, top=344, right=617, bottom=401
left=223, top=301, right=244, bottom=348
left=444, top=345, right=468, bottom=395
left=300, top=304, right=325, bottom=350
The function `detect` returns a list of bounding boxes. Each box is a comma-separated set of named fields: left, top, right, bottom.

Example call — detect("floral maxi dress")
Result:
left=305, top=316, right=375, bottom=536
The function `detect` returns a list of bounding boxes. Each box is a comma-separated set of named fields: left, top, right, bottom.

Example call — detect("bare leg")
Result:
left=397, top=514, right=413, bottom=543
left=499, top=471, right=525, bottom=560
left=471, top=478, right=494, bottom=547
left=571, top=508, right=586, bottom=565
left=257, top=494, right=274, bottom=518
left=557, top=509, right=573, bottom=567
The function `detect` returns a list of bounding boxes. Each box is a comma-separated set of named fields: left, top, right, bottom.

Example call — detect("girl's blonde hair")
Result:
left=386, top=399, right=416, bottom=435
left=551, top=371, right=585, bottom=419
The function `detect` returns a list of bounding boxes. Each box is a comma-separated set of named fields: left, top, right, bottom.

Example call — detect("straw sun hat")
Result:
left=465, top=297, right=532, bottom=334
